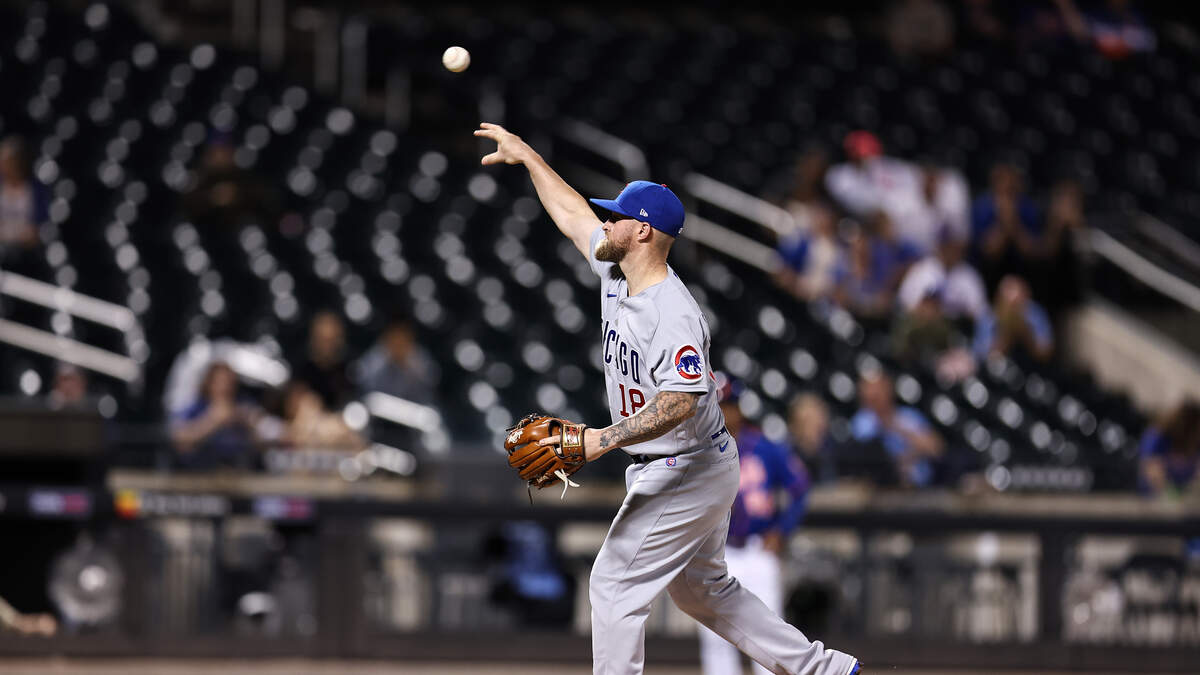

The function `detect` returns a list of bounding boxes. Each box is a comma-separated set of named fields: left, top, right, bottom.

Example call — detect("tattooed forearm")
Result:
left=597, top=391, right=699, bottom=453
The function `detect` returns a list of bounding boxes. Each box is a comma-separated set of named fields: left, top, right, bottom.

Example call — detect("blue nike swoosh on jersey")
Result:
left=719, top=441, right=730, bottom=452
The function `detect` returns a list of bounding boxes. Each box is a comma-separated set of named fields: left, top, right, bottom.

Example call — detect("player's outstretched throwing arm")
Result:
left=537, top=390, right=699, bottom=462
left=475, top=122, right=600, bottom=258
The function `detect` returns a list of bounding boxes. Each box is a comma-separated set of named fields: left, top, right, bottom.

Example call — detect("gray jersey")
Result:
left=587, top=226, right=727, bottom=456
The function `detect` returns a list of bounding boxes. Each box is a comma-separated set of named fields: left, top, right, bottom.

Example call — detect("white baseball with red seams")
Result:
left=442, top=46, right=470, bottom=72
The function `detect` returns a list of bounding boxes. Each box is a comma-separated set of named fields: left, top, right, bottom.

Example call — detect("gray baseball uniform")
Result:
left=585, top=226, right=859, bottom=675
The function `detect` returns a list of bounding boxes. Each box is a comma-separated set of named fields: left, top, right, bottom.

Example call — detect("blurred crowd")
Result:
left=775, top=129, right=1082, bottom=370
left=890, top=0, right=1156, bottom=61
left=766, top=124, right=1199, bottom=496
left=167, top=311, right=438, bottom=470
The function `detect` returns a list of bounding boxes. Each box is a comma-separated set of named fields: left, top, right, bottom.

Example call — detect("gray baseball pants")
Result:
left=590, top=442, right=859, bottom=675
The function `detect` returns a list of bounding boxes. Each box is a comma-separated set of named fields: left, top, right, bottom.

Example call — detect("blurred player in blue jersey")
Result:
left=700, top=373, right=812, bottom=675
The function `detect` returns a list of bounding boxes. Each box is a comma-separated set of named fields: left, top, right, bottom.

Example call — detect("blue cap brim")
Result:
left=589, top=198, right=632, bottom=219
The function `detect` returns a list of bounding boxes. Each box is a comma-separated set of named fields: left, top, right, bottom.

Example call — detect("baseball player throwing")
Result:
left=476, top=122, right=861, bottom=675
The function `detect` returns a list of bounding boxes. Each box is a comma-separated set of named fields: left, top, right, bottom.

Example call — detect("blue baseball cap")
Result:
left=589, top=180, right=686, bottom=238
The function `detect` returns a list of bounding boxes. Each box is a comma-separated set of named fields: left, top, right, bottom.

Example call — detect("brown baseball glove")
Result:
left=504, top=413, right=588, bottom=499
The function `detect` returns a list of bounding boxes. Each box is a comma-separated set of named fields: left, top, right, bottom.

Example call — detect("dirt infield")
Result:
left=0, top=659, right=1144, bottom=675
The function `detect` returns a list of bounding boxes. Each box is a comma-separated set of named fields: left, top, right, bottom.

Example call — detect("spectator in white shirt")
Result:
left=826, top=132, right=919, bottom=224
left=826, top=132, right=959, bottom=256
left=917, top=162, right=971, bottom=242
left=898, top=228, right=988, bottom=322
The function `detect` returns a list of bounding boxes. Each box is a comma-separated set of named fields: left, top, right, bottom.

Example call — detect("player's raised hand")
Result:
left=475, top=122, right=533, bottom=166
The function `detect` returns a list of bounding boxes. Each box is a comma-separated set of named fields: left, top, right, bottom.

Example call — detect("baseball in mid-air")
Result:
left=442, top=46, right=470, bottom=72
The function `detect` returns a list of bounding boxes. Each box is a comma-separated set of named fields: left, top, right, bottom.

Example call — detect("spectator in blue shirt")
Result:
left=851, top=370, right=944, bottom=487
left=171, top=361, right=264, bottom=469
left=973, top=275, right=1054, bottom=362
left=1139, top=399, right=1200, bottom=497
left=868, top=210, right=922, bottom=291
left=700, top=374, right=810, bottom=675
left=833, top=231, right=893, bottom=318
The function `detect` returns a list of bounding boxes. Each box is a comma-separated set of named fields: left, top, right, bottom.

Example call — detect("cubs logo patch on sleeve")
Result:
left=674, top=345, right=703, bottom=380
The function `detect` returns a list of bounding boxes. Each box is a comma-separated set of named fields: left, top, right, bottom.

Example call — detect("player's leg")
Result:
left=699, top=622, right=743, bottom=675
left=667, top=515, right=858, bottom=675
left=699, top=543, right=753, bottom=675
left=739, top=540, right=784, bottom=675
left=590, top=456, right=740, bottom=675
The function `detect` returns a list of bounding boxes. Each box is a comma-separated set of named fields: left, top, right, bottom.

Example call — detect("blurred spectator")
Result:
left=972, top=162, right=1041, bottom=289
left=0, top=136, right=48, bottom=268
left=47, top=363, right=90, bottom=410
left=962, top=0, right=1013, bottom=42
left=170, top=362, right=263, bottom=469
left=701, top=374, right=808, bottom=675
left=787, top=393, right=837, bottom=484
left=886, top=0, right=955, bottom=58
left=780, top=145, right=833, bottom=230
left=280, top=379, right=363, bottom=450
left=181, top=133, right=279, bottom=227
left=485, top=521, right=575, bottom=627
left=773, top=202, right=843, bottom=302
left=1087, top=0, right=1156, bottom=59
left=973, top=276, right=1054, bottom=362
left=898, top=229, right=988, bottom=322
left=833, top=232, right=893, bottom=318
left=354, top=316, right=439, bottom=405
left=296, top=310, right=355, bottom=410
left=0, top=595, right=56, bottom=637
left=851, top=370, right=944, bottom=487
left=1019, top=0, right=1091, bottom=47
left=1139, top=399, right=1200, bottom=497
left=867, top=211, right=921, bottom=291
left=916, top=162, right=970, bottom=246
left=1036, top=179, right=1089, bottom=316
left=826, top=131, right=934, bottom=251
left=892, top=289, right=956, bottom=366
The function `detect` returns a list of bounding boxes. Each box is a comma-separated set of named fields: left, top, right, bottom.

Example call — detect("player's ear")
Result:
left=637, top=222, right=653, bottom=242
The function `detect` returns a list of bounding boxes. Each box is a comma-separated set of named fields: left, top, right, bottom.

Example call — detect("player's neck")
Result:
left=619, top=253, right=669, bottom=297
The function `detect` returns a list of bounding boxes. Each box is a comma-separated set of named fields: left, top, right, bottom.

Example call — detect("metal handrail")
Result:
left=1137, top=212, right=1200, bottom=276
left=683, top=215, right=777, bottom=272
left=0, top=270, right=137, bottom=333
left=0, top=318, right=139, bottom=381
left=683, top=172, right=798, bottom=238
left=1090, top=228, right=1200, bottom=314
left=551, top=126, right=780, bottom=272
left=557, top=119, right=650, bottom=182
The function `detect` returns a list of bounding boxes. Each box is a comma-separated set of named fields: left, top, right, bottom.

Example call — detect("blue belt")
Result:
left=630, top=426, right=728, bottom=464
left=629, top=452, right=678, bottom=464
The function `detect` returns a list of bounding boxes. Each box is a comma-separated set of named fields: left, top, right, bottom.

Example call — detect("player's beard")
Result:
left=594, top=233, right=630, bottom=263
